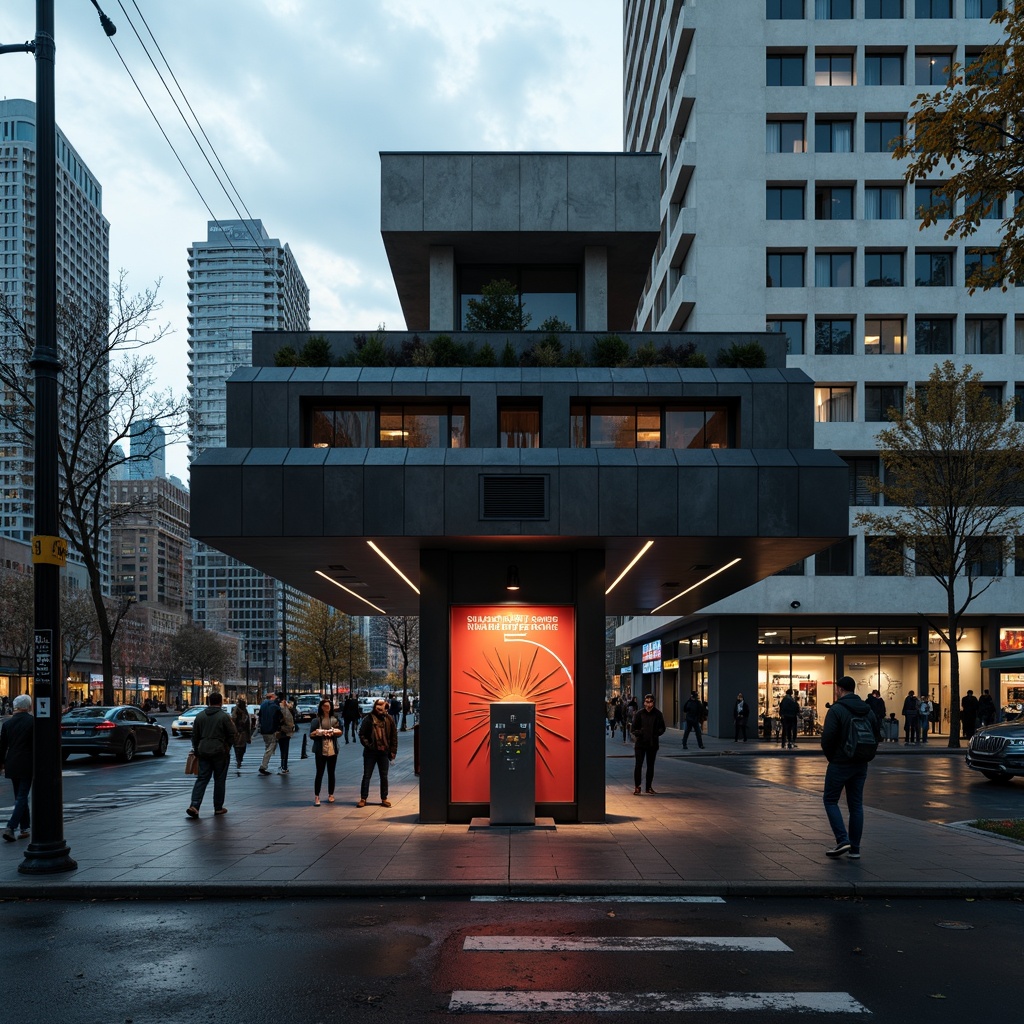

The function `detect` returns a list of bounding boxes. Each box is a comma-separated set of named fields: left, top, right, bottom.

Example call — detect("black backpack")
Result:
left=840, top=707, right=878, bottom=762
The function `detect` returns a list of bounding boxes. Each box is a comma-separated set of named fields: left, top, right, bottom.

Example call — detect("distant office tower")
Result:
left=0, top=99, right=111, bottom=578
left=129, top=418, right=167, bottom=480
left=187, top=220, right=309, bottom=684
left=619, top=2, right=1024, bottom=735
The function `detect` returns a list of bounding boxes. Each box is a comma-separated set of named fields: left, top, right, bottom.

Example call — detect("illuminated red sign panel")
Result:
left=450, top=605, right=575, bottom=804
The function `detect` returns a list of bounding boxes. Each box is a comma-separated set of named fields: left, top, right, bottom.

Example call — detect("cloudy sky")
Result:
left=1, top=0, right=622, bottom=478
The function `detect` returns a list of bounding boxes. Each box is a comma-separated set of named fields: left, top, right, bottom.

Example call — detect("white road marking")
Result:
left=449, top=990, right=870, bottom=1013
left=464, top=935, right=791, bottom=952
left=471, top=895, right=725, bottom=903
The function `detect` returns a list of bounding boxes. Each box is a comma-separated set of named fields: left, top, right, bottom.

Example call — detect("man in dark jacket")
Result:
left=357, top=698, right=398, bottom=808
left=681, top=691, right=705, bottom=750
left=820, top=676, right=880, bottom=860
left=631, top=694, right=666, bottom=794
left=257, top=689, right=283, bottom=775
left=961, top=689, right=979, bottom=738
left=341, top=696, right=361, bottom=743
left=0, top=694, right=33, bottom=841
left=186, top=691, right=237, bottom=819
left=733, top=693, right=751, bottom=742
left=778, top=689, right=800, bottom=750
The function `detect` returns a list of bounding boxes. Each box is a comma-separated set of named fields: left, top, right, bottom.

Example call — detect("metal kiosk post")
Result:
left=489, top=702, right=536, bottom=825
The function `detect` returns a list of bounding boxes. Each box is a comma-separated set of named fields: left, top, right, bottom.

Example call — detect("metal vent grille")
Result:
left=480, top=475, right=548, bottom=520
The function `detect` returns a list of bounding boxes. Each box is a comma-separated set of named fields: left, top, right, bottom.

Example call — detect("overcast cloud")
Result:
left=0, top=0, right=622, bottom=477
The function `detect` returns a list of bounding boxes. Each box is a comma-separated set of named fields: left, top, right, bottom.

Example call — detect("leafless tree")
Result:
left=384, top=616, right=420, bottom=729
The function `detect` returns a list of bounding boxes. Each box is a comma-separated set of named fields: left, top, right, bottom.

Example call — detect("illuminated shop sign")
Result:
left=1000, top=629, right=1024, bottom=652
left=641, top=639, right=662, bottom=674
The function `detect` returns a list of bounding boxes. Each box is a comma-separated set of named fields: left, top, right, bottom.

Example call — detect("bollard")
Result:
left=301, top=732, right=308, bottom=759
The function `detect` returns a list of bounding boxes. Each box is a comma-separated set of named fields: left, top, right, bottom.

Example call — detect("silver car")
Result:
left=171, top=705, right=207, bottom=738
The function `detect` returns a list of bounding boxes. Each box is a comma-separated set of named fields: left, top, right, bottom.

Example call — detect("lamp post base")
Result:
left=18, top=840, right=77, bottom=875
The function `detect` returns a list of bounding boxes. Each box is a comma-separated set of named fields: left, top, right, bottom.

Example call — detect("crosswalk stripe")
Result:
left=449, top=990, right=870, bottom=1014
left=471, top=895, right=725, bottom=904
left=464, top=936, right=791, bottom=953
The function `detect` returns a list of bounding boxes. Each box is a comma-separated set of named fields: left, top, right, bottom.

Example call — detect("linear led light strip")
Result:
left=367, top=540, right=421, bottom=594
left=649, top=557, right=742, bottom=615
left=605, top=540, right=654, bottom=596
left=314, top=570, right=387, bottom=614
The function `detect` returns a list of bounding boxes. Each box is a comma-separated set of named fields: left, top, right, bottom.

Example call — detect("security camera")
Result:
left=790, top=600, right=801, bottom=609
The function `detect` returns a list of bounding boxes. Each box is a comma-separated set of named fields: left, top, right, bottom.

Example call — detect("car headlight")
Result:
left=1005, top=738, right=1024, bottom=748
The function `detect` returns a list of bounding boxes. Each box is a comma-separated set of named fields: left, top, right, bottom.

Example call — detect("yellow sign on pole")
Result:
left=32, top=534, right=67, bottom=566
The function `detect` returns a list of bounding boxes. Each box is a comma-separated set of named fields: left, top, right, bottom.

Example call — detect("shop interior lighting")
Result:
left=315, top=570, right=387, bottom=614
left=650, top=557, right=741, bottom=614
left=367, top=540, right=421, bottom=594
left=605, top=540, right=654, bottom=596
left=505, top=565, right=521, bottom=591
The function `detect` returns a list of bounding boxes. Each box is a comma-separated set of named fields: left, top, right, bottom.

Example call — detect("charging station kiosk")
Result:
left=488, top=702, right=536, bottom=825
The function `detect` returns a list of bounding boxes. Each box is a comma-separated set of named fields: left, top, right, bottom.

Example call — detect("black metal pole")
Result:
left=21, top=0, right=75, bottom=875
left=280, top=585, right=288, bottom=698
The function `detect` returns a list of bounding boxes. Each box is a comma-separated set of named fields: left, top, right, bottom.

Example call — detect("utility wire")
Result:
left=112, top=0, right=270, bottom=258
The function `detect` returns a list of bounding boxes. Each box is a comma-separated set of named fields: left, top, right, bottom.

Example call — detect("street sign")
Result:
left=31, top=534, right=67, bottom=566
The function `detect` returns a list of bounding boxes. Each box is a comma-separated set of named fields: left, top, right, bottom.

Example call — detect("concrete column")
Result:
left=429, top=246, right=456, bottom=331
left=418, top=548, right=450, bottom=822
left=582, top=246, right=608, bottom=331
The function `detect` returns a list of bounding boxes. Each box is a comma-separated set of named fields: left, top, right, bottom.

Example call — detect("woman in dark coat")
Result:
left=310, top=699, right=343, bottom=806
left=230, top=698, right=252, bottom=773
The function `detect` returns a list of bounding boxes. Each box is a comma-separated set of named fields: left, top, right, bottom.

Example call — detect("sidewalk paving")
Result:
left=1, top=727, right=1021, bottom=900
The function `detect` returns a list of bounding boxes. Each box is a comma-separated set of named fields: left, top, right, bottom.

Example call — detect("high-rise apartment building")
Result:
left=187, top=219, right=309, bottom=684
left=0, top=99, right=110, bottom=546
left=619, top=1, right=1024, bottom=736
left=128, top=419, right=167, bottom=480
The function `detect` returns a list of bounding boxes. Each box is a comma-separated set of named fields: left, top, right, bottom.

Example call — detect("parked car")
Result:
left=60, top=706, right=168, bottom=762
left=171, top=705, right=207, bottom=737
left=294, top=697, right=321, bottom=722
left=966, top=719, right=1024, bottom=782
left=358, top=697, right=375, bottom=714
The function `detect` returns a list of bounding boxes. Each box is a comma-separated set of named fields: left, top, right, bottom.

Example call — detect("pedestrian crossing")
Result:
left=448, top=896, right=871, bottom=1015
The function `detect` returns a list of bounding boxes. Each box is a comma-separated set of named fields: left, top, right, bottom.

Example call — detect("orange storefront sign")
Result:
left=450, top=606, right=575, bottom=804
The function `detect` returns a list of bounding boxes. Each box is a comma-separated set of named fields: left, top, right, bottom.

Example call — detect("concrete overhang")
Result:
left=380, top=152, right=661, bottom=331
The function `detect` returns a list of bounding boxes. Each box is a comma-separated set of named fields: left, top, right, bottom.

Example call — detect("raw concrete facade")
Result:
left=190, top=152, right=848, bottom=822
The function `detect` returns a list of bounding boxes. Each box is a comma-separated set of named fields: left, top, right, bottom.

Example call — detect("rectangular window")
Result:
left=815, top=185, right=853, bottom=219
left=846, top=457, right=881, bottom=506
left=309, top=404, right=467, bottom=448
left=865, top=385, right=905, bottom=421
left=864, top=54, right=904, bottom=86
left=767, top=251, right=805, bottom=287
left=966, top=0, right=1001, bottom=16
left=814, top=318, right=854, bottom=354
left=865, top=251, right=904, bottom=286
left=866, top=0, right=903, bottom=15
left=815, top=0, right=852, bottom=16
left=865, top=118, right=904, bottom=151
left=1016, top=384, right=1024, bottom=423
left=814, top=386, right=854, bottom=422
left=815, top=53, right=854, bottom=85
left=815, top=251, right=853, bottom=287
left=866, top=536, right=903, bottom=575
left=815, top=538, right=854, bottom=576
left=1017, top=318, right=1024, bottom=355
left=916, top=51, right=952, bottom=86
left=767, top=54, right=805, bottom=86
left=766, top=119, right=806, bottom=153
left=965, top=248, right=999, bottom=288
left=766, top=318, right=805, bottom=355
left=966, top=192, right=1003, bottom=220
left=499, top=403, right=541, bottom=449
left=915, top=251, right=953, bottom=286
left=916, top=0, right=951, bottom=15
left=915, top=183, right=947, bottom=220
left=967, top=537, right=1003, bottom=577
left=310, top=407, right=374, bottom=448
left=570, top=404, right=732, bottom=449
left=966, top=317, right=1002, bottom=354
left=768, top=0, right=804, bottom=16
left=864, top=186, right=904, bottom=219
left=766, top=185, right=805, bottom=219
left=865, top=318, right=906, bottom=355
left=815, top=119, right=853, bottom=153
left=915, top=317, right=954, bottom=354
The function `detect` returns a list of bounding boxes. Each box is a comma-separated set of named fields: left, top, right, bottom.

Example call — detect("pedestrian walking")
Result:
left=341, top=695, right=360, bottom=744
left=918, top=692, right=933, bottom=743
left=0, top=694, right=33, bottom=842
left=277, top=694, right=296, bottom=774
left=257, top=690, right=282, bottom=776
left=961, top=689, right=979, bottom=738
left=186, top=691, right=237, bottom=819
left=613, top=698, right=625, bottom=740
left=778, top=689, right=799, bottom=750
left=311, top=698, right=343, bottom=805
left=358, top=697, right=398, bottom=807
left=977, top=689, right=996, bottom=728
left=733, top=692, right=751, bottom=742
left=230, top=698, right=252, bottom=774
left=607, top=698, right=617, bottom=738
left=820, top=676, right=880, bottom=860
left=681, top=691, right=705, bottom=750
left=623, top=696, right=637, bottom=743
left=866, top=690, right=887, bottom=737
left=631, top=693, right=666, bottom=794
left=901, top=691, right=920, bottom=744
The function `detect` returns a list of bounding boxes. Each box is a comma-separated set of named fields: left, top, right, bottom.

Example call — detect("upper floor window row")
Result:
left=767, top=0, right=999, bottom=17
left=570, top=403, right=734, bottom=450
left=309, top=404, right=469, bottom=449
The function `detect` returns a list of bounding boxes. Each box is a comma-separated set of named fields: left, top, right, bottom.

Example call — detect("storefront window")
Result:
left=758, top=652, right=835, bottom=735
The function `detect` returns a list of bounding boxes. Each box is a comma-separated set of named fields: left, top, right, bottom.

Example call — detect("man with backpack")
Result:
left=819, top=676, right=881, bottom=860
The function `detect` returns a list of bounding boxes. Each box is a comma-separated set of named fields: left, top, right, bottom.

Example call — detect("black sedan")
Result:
left=60, top=706, right=169, bottom=763
left=966, top=717, right=1024, bottom=782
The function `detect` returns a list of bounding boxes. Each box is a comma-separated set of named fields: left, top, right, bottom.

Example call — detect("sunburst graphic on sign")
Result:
left=453, top=635, right=573, bottom=777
